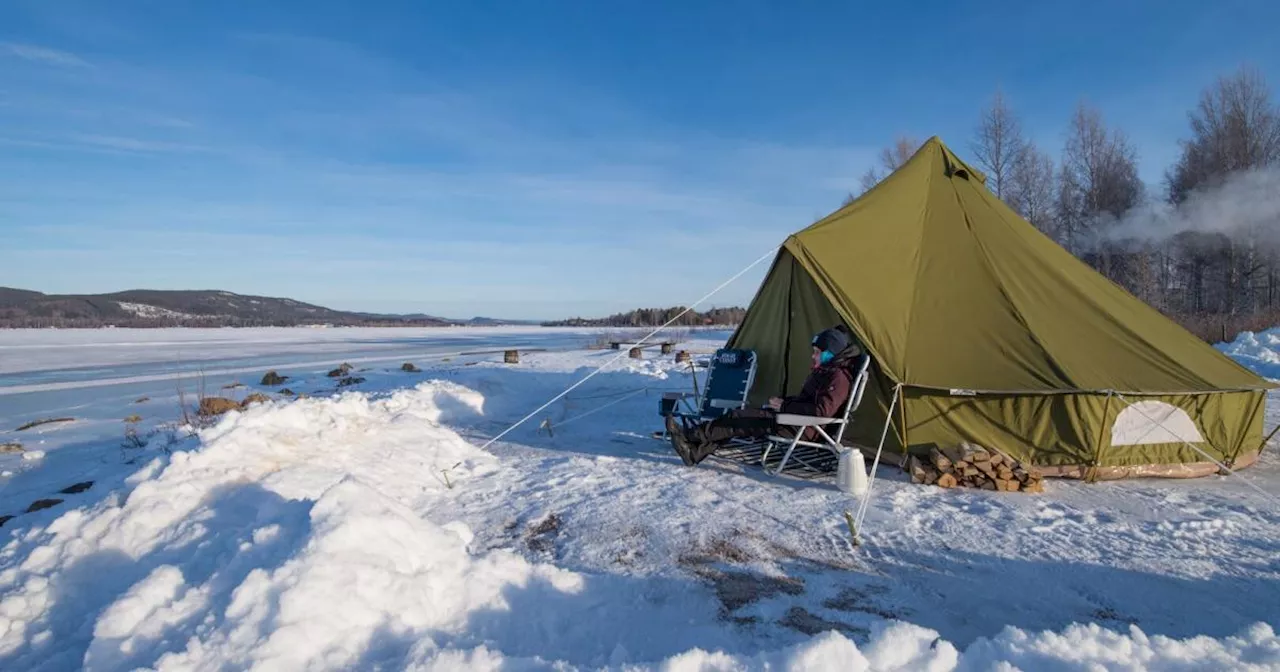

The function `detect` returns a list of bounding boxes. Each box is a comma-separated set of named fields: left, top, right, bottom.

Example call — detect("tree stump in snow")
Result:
left=504, top=350, right=519, bottom=364
left=660, top=342, right=674, bottom=354
left=629, top=347, right=643, bottom=359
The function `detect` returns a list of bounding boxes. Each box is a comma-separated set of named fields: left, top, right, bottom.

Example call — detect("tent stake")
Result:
left=896, top=382, right=908, bottom=470
left=843, top=510, right=860, bottom=547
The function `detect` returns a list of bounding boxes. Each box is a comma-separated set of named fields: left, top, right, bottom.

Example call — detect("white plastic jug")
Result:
left=837, top=449, right=868, bottom=496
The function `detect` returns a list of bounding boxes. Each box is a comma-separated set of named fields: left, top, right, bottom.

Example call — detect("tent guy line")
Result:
left=477, top=245, right=781, bottom=452
left=1113, top=391, right=1280, bottom=507
left=852, top=382, right=903, bottom=536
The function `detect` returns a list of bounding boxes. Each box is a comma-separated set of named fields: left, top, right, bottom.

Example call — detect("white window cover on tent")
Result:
left=1111, top=401, right=1205, bottom=446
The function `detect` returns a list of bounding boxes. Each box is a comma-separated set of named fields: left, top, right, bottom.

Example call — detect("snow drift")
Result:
left=1219, top=328, right=1280, bottom=380
left=0, top=381, right=1276, bottom=670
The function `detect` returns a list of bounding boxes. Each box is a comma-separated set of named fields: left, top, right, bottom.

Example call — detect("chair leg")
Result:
left=769, top=435, right=803, bottom=476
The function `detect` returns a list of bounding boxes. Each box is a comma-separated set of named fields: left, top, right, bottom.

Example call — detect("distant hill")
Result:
left=350, top=312, right=541, bottom=326
left=543, top=306, right=745, bottom=328
left=0, top=288, right=455, bottom=328
left=463, top=316, right=542, bottom=326
left=0, top=288, right=733, bottom=329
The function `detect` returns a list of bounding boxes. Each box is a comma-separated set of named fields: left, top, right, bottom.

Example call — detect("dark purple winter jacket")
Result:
left=779, top=347, right=863, bottom=438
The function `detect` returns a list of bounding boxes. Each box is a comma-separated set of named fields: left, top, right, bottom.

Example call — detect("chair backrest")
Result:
left=832, top=354, right=872, bottom=445
left=699, top=348, right=758, bottom=420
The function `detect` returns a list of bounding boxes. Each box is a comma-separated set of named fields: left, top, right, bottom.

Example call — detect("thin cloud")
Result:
left=1, top=42, right=90, bottom=67
left=0, top=133, right=214, bottom=155
left=69, top=133, right=213, bottom=154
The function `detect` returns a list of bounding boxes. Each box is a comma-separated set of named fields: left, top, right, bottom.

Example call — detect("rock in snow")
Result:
left=197, top=397, right=240, bottom=417
left=259, top=370, right=288, bottom=386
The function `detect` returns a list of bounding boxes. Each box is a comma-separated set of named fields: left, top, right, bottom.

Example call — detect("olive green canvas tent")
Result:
left=728, top=137, right=1273, bottom=479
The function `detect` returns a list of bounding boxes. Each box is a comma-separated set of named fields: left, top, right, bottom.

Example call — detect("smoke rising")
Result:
left=1097, top=168, right=1280, bottom=247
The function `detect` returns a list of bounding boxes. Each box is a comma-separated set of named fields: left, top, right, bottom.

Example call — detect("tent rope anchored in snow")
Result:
left=1112, top=391, right=1280, bottom=507
left=478, top=245, right=780, bottom=452
left=539, top=386, right=658, bottom=436
left=852, top=383, right=902, bottom=538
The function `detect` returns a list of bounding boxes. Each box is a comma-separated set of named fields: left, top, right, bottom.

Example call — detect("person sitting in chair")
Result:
left=665, top=326, right=862, bottom=466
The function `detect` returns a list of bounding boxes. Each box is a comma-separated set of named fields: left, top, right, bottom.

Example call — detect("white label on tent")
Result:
left=949, top=389, right=977, bottom=396
left=1111, top=401, right=1205, bottom=446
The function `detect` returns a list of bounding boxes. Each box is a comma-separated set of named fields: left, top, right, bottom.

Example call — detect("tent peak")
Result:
left=911, top=136, right=986, bottom=185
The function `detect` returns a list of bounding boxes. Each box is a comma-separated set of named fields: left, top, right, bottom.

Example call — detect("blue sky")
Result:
left=2, top=1, right=1278, bottom=319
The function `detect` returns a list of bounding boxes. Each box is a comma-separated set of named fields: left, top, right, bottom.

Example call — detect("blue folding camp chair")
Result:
left=659, top=348, right=758, bottom=436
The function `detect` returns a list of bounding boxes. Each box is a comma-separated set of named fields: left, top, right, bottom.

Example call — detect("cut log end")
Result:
left=919, top=443, right=1043, bottom=494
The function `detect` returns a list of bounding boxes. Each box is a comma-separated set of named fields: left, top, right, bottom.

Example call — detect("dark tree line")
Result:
left=860, top=66, right=1280, bottom=342
left=544, top=306, right=746, bottom=328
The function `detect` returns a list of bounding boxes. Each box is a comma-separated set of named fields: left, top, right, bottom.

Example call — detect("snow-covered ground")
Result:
left=0, top=329, right=1278, bottom=669
left=1219, top=328, right=1280, bottom=381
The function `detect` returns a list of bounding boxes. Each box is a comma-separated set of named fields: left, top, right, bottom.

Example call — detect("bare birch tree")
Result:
left=971, top=90, right=1024, bottom=200
left=1166, top=66, right=1280, bottom=316
left=1007, top=141, right=1058, bottom=237
left=1056, top=102, right=1142, bottom=253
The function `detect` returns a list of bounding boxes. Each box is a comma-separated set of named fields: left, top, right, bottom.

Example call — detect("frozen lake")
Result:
left=0, top=326, right=728, bottom=514
left=0, top=326, right=602, bottom=378
left=0, top=327, right=605, bottom=419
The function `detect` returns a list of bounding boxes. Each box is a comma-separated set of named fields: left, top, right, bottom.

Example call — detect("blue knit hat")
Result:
left=812, top=327, right=851, bottom=363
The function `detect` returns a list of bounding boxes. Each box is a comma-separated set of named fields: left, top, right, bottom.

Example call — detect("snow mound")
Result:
left=1218, top=328, right=1280, bottom=379
left=144, top=478, right=583, bottom=671
left=961, top=621, right=1280, bottom=671
left=0, top=379, right=1276, bottom=670
left=0, top=381, right=500, bottom=670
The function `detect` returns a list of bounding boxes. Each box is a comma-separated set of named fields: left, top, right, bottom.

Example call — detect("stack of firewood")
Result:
left=907, top=442, right=1044, bottom=493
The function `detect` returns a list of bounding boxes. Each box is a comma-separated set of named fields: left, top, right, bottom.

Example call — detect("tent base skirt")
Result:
left=1035, top=448, right=1260, bottom=480
left=859, top=448, right=1262, bottom=482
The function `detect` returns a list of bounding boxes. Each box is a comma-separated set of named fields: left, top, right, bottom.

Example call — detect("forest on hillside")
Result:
left=857, top=66, right=1280, bottom=343
left=543, top=306, right=746, bottom=328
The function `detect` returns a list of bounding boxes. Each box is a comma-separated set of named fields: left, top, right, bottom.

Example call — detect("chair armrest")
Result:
left=707, top=398, right=746, bottom=409
left=775, top=413, right=845, bottom=427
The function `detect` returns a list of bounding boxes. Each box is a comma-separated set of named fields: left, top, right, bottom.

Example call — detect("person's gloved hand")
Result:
left=766, top=397, right=783, bottom=411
